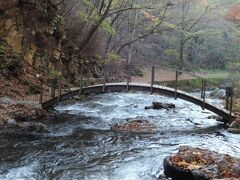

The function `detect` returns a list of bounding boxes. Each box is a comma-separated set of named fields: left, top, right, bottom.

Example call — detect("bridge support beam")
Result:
left=202, top=80, right=206, bottom=110
left=151, top=66, right=155, bottom=94
left=126, top=65, right=130, bottom=92
left=201, top=80, right=204, bottom=98
left=103, top=66, right=106, bottom=92
left=87, top=68, right=90, bottom=86
left=174, top=71, right=179, bottom=100
left=57, top=78, right=62, bottom=103
left=230, top=95, right=233, bottom=116
left=39, top=82, right=43, bottom=104
left=79, top=65, right=83, bottom=96
left=225, top=87, right=234, bottom=117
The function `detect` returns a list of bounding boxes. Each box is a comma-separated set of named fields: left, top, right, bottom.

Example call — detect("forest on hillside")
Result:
left=1, top=0, right=240, bottom=81
left=67, top=0, right=240, bottom=71
left=62, top=0, right=240, bottom=69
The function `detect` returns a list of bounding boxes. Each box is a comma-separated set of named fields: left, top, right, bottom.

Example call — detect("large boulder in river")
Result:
left=0, top=97, right=15, bottom=105
left=227, top=120, right=240, bottom=134
left=17, top=122, right=49, bottom=134
left=3, top=122, right=49, bottom=138
left=209, top=88, right=225, bottom=99
left=163, top=146, right=240, bottom=180
left=145, top=102, right=175, bottom=110
left=111, top=119, right=157, bottom=133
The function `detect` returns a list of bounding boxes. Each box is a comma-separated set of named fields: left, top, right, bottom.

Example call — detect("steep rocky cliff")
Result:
left=0, top=0, right=64, bottom=96
left=0, top=0, right=64, bottom=73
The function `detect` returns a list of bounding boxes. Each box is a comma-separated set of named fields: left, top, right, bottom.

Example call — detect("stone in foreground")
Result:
left=163, top=146, right=240, bottom=180
left=228, top=120, right=240, bottom=134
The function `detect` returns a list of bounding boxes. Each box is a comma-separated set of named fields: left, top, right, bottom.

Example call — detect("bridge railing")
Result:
left=40, top=63, right=238, bottom=118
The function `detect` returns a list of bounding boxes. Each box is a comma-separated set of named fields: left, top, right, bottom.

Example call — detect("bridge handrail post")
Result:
left=225, top=87, right=233, bottom=115
left=230, top=93, right=233, bottom=116
left=87, top=68, right=90, bottom=86
left=50, top=78, right=57, bottom=98
left=126, top=64, right=130, bottom=92
left=201, top=79, right=204, bottom=98
left=225, top=87, right=233, bottom=110
left=202, top=80, right=206, bottom=110
left=103, top=65, right=106, bottom=92
left=57, top=78, right=62, bottom=103
left=151, top=66, right=155, bottom=94
left=79, top=65, right=83, bottom=96
left=174, top=71, right=179, bottom=99
left=67, top=75, right=71, bottom=92
left=39, top=82, right=43, bottom=104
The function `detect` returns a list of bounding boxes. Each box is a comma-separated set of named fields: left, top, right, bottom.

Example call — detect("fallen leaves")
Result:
left=169, top=146, right=240, bottom=179
left=111, top=119, right=157, bottom=132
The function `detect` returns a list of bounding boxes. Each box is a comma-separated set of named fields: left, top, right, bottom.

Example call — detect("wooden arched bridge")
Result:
left=40, top=64, right=236, bottom=122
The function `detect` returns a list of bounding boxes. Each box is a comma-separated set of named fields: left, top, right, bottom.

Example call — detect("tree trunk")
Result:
left=79, top=0, right=113, bottom=52
left=128, top=8, right=138, bottom=64
left=0, top=0, right=18, bottom=12
left=179, top=39, right=185, bottom=70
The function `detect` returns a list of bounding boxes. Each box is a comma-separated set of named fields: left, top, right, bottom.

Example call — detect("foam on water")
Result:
left=55, top=92, right=219, bottom=132
left=0, top=163, right=39, bottom=180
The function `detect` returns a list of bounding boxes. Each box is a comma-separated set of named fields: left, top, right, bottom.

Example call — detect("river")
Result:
left=0, top=92, right=240, bottom=180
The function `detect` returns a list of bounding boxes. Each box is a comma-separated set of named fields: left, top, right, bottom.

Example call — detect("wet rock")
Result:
left=11, top=109, right=29, bottom=121
left=207, top=115, right=219, bottom=119
left=18, top=122, right=49, bottom=133
left=28, top=84, right=41, bottom=94
left=11, top=106, right=47, bottom=121
left=145, top=102, right=175, bottom=110
left=163, top=146, right=240, bottom=180
left=227, top=120, right=240, bottom=134
left=228, top=120, right=240, bottom=128
left=111, top=119, right=157, bottom=133
left=6, top=118, right=17, bottom=125
left=73, top=96, right=81, bottom=100
left=133, top=105, right=138, bottom=108
left=34, top=108, right=48, bottom=119
left=158, top=174, right=171, bottom=180
left=209, top=88, right=225, bottom=99
left=0, top=114, right=9, bottom=122
left=227, top=128, right=240, bottom=134
left=208, top=115, right=226, bottom=123
left=0, top=97, right=15, bottom=105
left=234, top=112, right=240, bottom=118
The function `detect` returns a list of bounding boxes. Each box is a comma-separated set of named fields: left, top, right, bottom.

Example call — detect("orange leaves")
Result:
left=170, top=152, right=205, bottom=171
left=225, top=4, right=240, bottom=23
left=111, top=119, right=157, bottom=132
left=140, top=10, right=160, bottom=25
left=169, top=146, right=240, bottom=179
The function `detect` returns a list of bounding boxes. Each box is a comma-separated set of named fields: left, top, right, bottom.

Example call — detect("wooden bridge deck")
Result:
left=42, top=82, right=235, bottom=121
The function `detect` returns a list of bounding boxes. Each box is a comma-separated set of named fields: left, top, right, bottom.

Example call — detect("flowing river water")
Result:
left=0, top=92, right=240, bottom=180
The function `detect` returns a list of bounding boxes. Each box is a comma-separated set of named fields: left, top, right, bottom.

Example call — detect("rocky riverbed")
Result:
left=0, top=96, right=49, bottom=135
left=0, top=92, right=239, bottom=180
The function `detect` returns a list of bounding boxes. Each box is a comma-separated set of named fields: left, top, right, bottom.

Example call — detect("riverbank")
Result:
left=0, top=96, right=48, bottom=130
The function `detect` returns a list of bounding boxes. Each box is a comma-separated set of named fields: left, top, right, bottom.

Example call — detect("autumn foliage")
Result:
left=225, top=4, right=240, bottom=23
